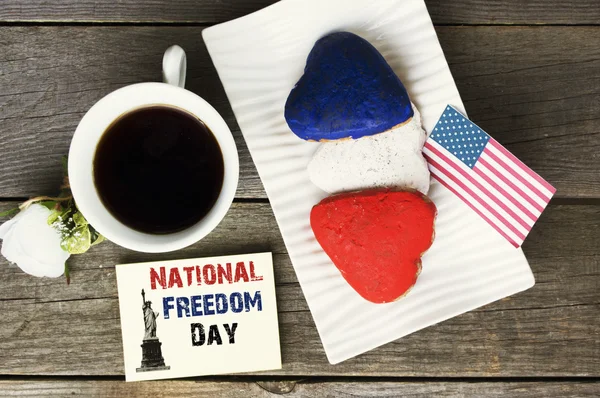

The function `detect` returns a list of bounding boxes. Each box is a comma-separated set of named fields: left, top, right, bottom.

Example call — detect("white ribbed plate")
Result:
left=203, top=0, right=534, bottom=364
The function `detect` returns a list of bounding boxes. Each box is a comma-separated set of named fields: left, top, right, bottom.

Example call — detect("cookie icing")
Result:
left=285, top=32, right=413, bottom=141
left=308, top=105, right=430, bottom=194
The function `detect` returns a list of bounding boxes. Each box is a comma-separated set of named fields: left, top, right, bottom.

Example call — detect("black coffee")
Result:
left=93, top=105, right=224, bottom=234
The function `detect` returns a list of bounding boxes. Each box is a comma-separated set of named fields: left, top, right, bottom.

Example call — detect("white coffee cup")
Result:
left=69, top=45, right=239, bottom=253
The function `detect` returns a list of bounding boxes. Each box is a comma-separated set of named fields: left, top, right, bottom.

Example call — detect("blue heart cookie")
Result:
left=285, top=32, right=413, bottom=141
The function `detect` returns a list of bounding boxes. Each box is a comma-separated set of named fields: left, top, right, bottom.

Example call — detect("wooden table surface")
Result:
left=0, top=0, right=598, bottom=397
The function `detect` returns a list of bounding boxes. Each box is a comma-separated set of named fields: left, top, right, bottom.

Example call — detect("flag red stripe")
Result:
left=489, top=139, right=556, bottom=195
left=424, top=143, right=532, bottom=231
left=485, top=147, right=549, bottom=202
left=478, top=157, right=545, bottom=213
left=473, top=165, right=538, bottom=223
left=429, top=171, right=519, bottom=248
left=424, top=153, right=526, bottom=241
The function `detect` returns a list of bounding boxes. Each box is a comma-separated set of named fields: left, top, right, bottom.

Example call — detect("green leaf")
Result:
left=47, top=209, right=62, bottom=226
left=47, top=205, right=72, bottom=227
left=39, top=201, right=57, bottom=211
left=89, top=225, right=106, bottom=246
left=0, top=207, right=19, bottom=217
left=73, top=211, right=88, bottom=227
left=91, top=233, right=105, bottom=246
left=60, top=225, right=91, bottom=254
left=64, top=262, right=70, bottom=285
left=61, top=156, right=69, bottom=177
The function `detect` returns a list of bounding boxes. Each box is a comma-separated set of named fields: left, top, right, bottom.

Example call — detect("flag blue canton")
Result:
left=429, top=106, right=490, bottom=169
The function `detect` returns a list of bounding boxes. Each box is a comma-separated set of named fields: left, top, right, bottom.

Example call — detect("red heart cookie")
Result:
left=310, top=189, right=437, bottom=303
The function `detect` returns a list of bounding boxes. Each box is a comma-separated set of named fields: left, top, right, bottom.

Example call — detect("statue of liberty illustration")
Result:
left=136, top=289, right=170, bottom=372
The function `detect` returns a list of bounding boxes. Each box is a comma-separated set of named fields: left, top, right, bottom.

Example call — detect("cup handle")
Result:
left=162, top=45, right=187, bottom=88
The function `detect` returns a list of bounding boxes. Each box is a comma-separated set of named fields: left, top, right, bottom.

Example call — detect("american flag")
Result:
left=422, top=105, right=556, bottom=248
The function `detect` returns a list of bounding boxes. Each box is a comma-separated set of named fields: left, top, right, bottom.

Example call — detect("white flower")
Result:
left=0, top=204, right=70, bottom=277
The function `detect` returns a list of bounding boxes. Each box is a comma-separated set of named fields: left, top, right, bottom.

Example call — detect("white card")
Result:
left=116, top=252, right=281, bottom=381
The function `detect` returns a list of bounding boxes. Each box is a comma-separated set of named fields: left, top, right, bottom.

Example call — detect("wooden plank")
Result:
left=438, top=27, right=600, bottom=198
left=0, top=201, right=598, bottom=376
left=0, top=0, right=598, bottom=25
left=0, top=27, right=265, bottom=199
left=0, top=202, right=298, bottom=297
left=0, top=379, right=599, bottom=397
left=0, top=26, right=598, bottom=199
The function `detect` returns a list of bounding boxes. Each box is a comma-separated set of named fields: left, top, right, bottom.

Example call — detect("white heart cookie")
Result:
left=308, top=106, right=430, bottom=195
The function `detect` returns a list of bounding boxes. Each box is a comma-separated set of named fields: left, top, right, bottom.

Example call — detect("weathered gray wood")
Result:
left=0, top=202, right=298, bottom=299
left=0, top=27, right=264, bottom=198
left=0, top=379, right=599, bottom=397
left=438, top=27, right=600, bottom=198
left=0, top=201, right=598, bottom=376
left=0, top=0, right=598, bottom=24
left=0, top=27, right=598, bottom=199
